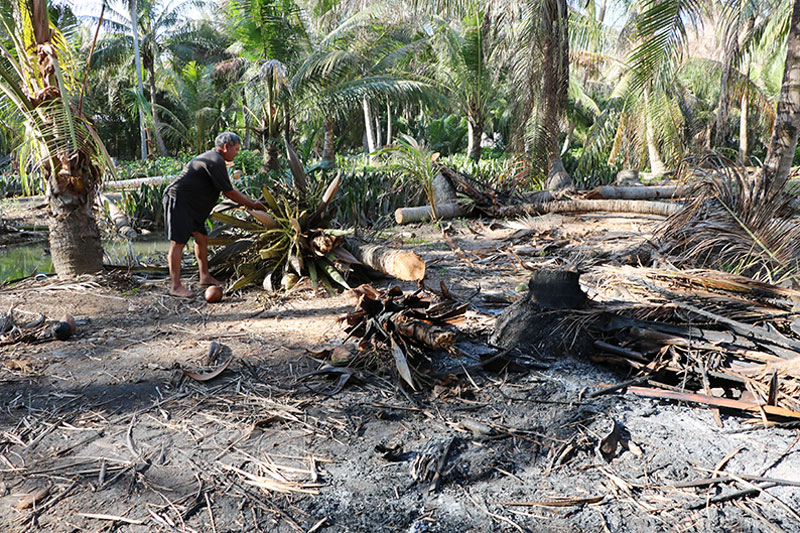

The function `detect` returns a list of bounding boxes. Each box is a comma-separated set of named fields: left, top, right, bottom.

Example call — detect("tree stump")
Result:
left=490, top=268, right=593, bottom=357
left=614, top=169, right=640, bottom=186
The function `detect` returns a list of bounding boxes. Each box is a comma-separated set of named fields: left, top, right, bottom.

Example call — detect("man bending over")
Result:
left=163, top=132, right=264, bottom=297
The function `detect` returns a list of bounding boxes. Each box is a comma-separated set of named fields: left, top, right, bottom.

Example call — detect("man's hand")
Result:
left=223, top=189, right=265, bottom=212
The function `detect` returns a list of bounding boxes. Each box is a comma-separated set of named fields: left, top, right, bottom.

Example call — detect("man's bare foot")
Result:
left=169, top=285, right=195, bottom=298
left=199, top=275, right=221, bottom=287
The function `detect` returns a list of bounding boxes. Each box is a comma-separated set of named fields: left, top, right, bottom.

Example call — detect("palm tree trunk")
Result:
left=714, top=29, right=738, bottom=148
left=488, top=198, right=681, bottom=218
left=375, top=111, right=382, bottom=149
left=322, top=118, right=335, bottom=166
left=757, top=0, right=800, bottom=201
left=241, top=87, right=251, bottom=149
left=129, top=0, right=147, bottom=160
left=598, top=0, right=608, bottom=23
left=467, top=118, right=482, bottom=162
left=644, top=89, right=667, bottom=178
left=739, top=60, right=751, bottom=165
left=386, top=96, right=392, bottom=146
left=48, top=203, right=105, bottom=276
left=146, top=61, right=168, bottom=156
left=31, top=0, right=104, bottom=275
left=541, top=0, right=572, bottom=190
left=363, top=97, right=376, bottom=153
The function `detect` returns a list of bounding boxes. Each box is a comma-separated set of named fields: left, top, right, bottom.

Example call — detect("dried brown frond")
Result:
left=212, top=57, right=247, bottom=82
left=656, top=157, right=800, bottom=285
left=586, top=264, right=800, bottom=414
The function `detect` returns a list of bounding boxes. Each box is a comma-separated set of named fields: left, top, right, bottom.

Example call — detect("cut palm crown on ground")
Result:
left=208, top=141, right=357, bottom=293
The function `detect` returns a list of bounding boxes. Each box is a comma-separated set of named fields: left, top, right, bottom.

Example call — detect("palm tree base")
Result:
left=48, top=211, right=104, bottom=276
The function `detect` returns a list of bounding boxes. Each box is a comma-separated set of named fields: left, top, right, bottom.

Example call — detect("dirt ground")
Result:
left=1, top=203, right=799, bottom=532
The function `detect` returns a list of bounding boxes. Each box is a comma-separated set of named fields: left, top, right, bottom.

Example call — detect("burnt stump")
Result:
left=490, top=269, right=593, bottom=358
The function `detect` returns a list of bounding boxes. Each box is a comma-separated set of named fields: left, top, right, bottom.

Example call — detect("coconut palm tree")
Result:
left=129, top=0, right=148, bottom=159
left=428, top=4, right=505, bottom=162
left=628, top=0, right=800, bottom=198
left=224, top=1, right=439, bottom=167
left=87, top=0, right=209, bottom=157
left=288, top=6, right=439, bottom=161
left=756, top=0, right=800, bottom=201
left=0, top=0, right=113, bottom=275
left=159, top=61, right=240, bottom=153
left=508, top=0, right=573, bottom=189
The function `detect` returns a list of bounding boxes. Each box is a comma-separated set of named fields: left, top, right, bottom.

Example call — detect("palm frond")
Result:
left=627, top=0, right=704, bottom=91
left=658, top=158, right=800, bottom=284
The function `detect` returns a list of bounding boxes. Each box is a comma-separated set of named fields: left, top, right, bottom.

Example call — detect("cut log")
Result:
left=488, top=199, right=682, bottom=218
left=393, top=314, right=455, bottom=350
left=394, top=202, right=468, bottom=224
left=97, top=193, right=137, bottom=239
left=344, top=238, right=426, bottom=281
left=585, top=186, right=684, bottom=200
left=104, top=175, right=174, bottom=190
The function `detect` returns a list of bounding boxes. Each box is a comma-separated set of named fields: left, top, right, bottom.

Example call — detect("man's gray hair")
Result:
left=215, top=132, right=241, bottom=147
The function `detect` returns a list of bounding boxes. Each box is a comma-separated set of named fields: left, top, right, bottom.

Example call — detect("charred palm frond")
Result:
left=325, top=285, right=465, bottom=390
left=656, top=158, right=800, bottom=285
left=209, top=157, right=355, bottom=293
left=586, top=264, right=800, bottom=416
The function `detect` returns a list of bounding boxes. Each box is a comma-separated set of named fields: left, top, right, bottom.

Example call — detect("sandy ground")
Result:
left=1, top=205, right=799, bottom=532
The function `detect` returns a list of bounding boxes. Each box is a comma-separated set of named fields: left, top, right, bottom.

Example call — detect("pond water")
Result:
left=0, top=236, right=172, bottom=282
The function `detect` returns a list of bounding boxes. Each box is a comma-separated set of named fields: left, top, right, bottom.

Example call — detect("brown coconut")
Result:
left=205, top=285, right=223, bottom=303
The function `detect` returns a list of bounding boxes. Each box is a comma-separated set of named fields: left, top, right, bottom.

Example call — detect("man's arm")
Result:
left=223, top=189, right=266, bottom=211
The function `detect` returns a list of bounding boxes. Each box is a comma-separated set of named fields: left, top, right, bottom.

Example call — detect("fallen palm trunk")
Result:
left=394, top=202, right=468, bottom=224
left=585, top=185, right=684, bottom=200
left=488, top=199, right=682, bottom=218
left=343, top=238, right=425, bottom=281
left=97, top=193, right=137, bottom=239
left=104, top=175, right=173, bottom=190
left=395, top=172, right=469, bottom=224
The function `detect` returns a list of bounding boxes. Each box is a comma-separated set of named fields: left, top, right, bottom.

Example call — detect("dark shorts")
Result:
left=163, top=194, right=207, bottom=245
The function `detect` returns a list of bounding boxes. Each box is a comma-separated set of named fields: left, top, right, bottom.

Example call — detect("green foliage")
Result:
left=235, top=169, right=284, bottom=199
left=209, top=172, right=349, bottom=293
left=0, top=172, right=33, bottom=197
left=427, top=114, right=467, bottom=156
left=381, top=135, right=440, bottom=216
left=160, top=61, right=239, bottom=154
left=233, top=150, right=263, bottom=176
left=440, top=152, right=516, bottom=189
left=328, top=167, right=416, bottom=227
left=119, top=182, right=167, bottom=229
left=115, top=155, right=192, bottom=179
left=229, top=0, right=307, bottom=64
left=563, top=149, right=619, bottom=189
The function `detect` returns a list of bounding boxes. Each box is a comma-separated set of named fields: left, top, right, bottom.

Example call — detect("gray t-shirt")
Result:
left=165, top=150, right=234, bottom=222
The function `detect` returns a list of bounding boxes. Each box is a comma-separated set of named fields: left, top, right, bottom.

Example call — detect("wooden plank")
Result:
left=629, top=387, right=800, bottom=419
